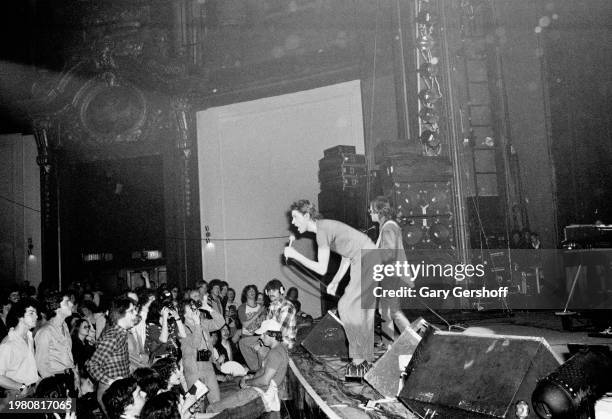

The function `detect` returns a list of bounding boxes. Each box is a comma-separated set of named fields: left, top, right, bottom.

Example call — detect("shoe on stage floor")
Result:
left=344, top=360, right=372, bottom=381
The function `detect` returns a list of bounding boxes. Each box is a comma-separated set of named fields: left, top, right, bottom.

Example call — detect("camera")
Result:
left=159, top=289, right=174, bottom=310
left=197, top=349, right=211, bottom=362
left=189, top=299, right=202, bottom=311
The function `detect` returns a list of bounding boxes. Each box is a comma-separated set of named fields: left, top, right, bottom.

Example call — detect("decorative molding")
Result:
left=71, top=71, right=148, bottom=144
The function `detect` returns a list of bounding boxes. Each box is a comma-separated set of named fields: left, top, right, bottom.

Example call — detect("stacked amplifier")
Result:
left=375, top=141, right=455, bottom=250
left=317, top=145, right=367, bottom=230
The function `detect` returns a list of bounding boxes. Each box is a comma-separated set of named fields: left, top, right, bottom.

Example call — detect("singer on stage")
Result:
left=283, top=199, right=376, bottom=379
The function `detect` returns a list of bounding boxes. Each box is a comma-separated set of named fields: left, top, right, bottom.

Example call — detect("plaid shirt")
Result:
left=86, top=324, right=130, bottom=385
left=267, top=297, right=297, bottom=348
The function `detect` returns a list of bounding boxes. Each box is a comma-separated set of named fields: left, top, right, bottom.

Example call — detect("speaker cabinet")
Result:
left=364, top=326, right=422, bottom=398
left=399, top=331, right=562, bottom=418
left=301, top=311, right=348, bottom=359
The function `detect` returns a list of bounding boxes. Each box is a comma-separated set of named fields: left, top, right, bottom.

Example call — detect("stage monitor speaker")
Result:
left=301, top=311, right=348, bottom=359
left=364, top=326, right=422, bottom=398
left=399, top=331, right=562, bottom=418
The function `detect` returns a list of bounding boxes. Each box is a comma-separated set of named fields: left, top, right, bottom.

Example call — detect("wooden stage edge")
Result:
left=286, top=351, right=416, bottom=419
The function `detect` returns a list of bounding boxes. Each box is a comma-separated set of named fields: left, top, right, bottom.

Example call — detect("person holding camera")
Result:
left=145, top=299, right=186, bottom=364
left=180, top=290, right=225, bottom=404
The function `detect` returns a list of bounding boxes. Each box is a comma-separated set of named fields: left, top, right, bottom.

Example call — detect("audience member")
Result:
left=0, top=299, right=39, bottom=399
left=87, top=297, right=138, bottom=412
left=78, top=300, right=98, bottom=342
left=239, top=279, right=296, bottom=371
left=180, top=291, right=224, bottom=404
left=225, top=288, right=237, bottom=315
left=140, top=390, right=181, bottom=419
left=145, top=301, right=185, bottom=364
left=208, top=279, right=225, bottom=315
left=132, top=367, right=162, bottom=400
left=102, top=377, right=147, bottom=419
left=237, top=285, right=266, bottom=340
left=35, top=291, right=77, bottom=396
left=151, top=357, right=184, bottom=393
left=208, top=319, right=289, bottom=415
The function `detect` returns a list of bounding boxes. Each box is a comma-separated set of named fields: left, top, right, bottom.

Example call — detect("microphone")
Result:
left=361, top=225, right=377, bottom=233
left=285, top=234, right=296, bottom=264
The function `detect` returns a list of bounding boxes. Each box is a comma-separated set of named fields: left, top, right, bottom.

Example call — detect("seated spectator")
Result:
left=210, top=330, right=225, bottom=370
left=256, top=292, right=267, bottom=308
left=70, top=318, right=96, bottom=373
left=286, top=287, right=300, bottom=308
left=102, top=377, right=147, bottom=419
left=225, top=288, right=237, bottom=315
left=140, top=391, right=181, bottom=419
left=207, top=319, right=289, bottom=415
left=132, top=367, right=162, bottom=400
left=217, top=324, right=242, bottom=364
left=237, top=285, right=266, bottom=339
left=225, top=305, right=241, bottom=342
left=151, top=357, right=185, bottom=393
left=239, top=279, right=296, bottom=372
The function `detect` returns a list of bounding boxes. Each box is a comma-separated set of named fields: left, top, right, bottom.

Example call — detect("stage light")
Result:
left=419, top=88, right=441, bottom=105
left=419, top=107, right=439, bottom=124
left=420, top=129, right=440, bottom=147
left=417, top=34, right=435, bottom=52
left=417, top=10, right=437, bottom=26
left=418, top=62, right=438, bottom=78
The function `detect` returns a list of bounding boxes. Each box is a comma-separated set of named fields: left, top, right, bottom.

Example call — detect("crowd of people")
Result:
left=0, top=275, right=308, bottom=418
left=0, top=196, right=416, bottom=418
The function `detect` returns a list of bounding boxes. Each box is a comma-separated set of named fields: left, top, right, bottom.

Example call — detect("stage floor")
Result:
left=287, top=310, right=612, bottom=419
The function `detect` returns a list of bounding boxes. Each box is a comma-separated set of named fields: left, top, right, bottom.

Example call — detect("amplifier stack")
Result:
left=317, top=145, right=367, bottom=230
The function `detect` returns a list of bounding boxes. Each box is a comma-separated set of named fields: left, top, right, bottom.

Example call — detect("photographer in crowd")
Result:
left=180, top=290, right=225, bottom=405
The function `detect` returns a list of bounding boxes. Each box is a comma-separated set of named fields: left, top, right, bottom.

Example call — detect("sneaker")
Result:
left=344, top=361, right=372, bottom=380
